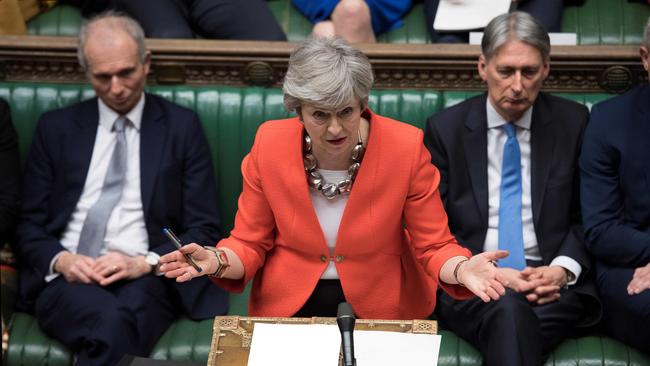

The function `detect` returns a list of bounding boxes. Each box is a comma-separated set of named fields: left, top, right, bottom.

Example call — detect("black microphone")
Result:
left=337, top=302, right=356, bottom=366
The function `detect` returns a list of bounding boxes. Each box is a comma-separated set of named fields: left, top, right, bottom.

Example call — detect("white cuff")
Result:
left=45, top=251, right=65, bottom=282
left=550, top=256, right=581, bottom=286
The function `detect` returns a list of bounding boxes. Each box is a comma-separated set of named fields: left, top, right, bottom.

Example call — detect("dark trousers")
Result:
left=112, top=0, right=286, bottom=41
left=35, top=276, right=179, bottom=366
left=596, top=262, right=650, bottom=355
left=423, top=0, right=564, bottom=43
left=435, top=287, right=584, bottom=366
left=294, top=279, right=346, bottom=317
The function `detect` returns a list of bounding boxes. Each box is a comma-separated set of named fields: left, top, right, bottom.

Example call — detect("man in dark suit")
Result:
left=579, top=18, right=650, bottom=355
left=0, top=98, right=19, bottom=246
left=0, top=98, right=20, bottom=337
left=15, top=12, right=227, bottom=365
left=425, top=12, right=600, bottom=366
left=111, top=0, right=286, bottom=41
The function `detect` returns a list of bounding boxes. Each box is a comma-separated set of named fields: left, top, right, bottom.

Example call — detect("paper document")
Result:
left=355, top=331, right=441, bottom=366
left=433, top=0, right=512, bottom=31
left=248, top=323, right=442, bottom=366
left=247, top=323, right=340, bottom=366
left=469, top=32, right=578, bottom=45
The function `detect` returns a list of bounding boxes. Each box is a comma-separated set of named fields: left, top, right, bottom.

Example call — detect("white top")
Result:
left=47, top=95, right=149, bottom=280
left=310, top=169, right=349, bottom=279
left=484, top=100, right=580, bottom=283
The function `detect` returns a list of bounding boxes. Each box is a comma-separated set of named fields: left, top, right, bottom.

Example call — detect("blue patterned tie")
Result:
left=77, top=116, right=128, bottom=258
left=498, top=123, right=526, bottom=270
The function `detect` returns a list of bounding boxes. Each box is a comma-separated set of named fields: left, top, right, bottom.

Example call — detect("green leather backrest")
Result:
left=27, top=0, right=650, bottom=45
left=0, top=83, right=614, bottom=235
left=26, top=4, right=84, bottom=37
left=562, top=0, right=650, bottom=45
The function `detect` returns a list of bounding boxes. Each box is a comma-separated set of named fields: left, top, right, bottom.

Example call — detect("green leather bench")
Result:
left=1, top=82, right=649, bottom=365
left=25, top=0, right=650, bottom=45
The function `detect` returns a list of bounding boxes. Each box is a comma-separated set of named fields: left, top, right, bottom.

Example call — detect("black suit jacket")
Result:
left=0, top=98, right=20, bottom=244
left=15, top=93, right=228, bottom=318
left=425, top=92, right=600, bottom=325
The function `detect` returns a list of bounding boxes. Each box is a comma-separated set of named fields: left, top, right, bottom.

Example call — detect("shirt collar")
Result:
left=486, top=98, right=532, bottom=131
left=97, top=93, right=145, bottom=132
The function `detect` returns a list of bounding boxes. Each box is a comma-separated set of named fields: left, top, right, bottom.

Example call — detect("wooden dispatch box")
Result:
left=207, top=316, right=438, bottom=366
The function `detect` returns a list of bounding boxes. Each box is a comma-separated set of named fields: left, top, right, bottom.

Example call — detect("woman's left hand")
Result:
left=458, top=250, right=509, bottom=302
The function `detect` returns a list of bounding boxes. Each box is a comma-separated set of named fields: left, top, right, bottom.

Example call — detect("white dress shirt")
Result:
left=47, top=95, right=149, bottom=280
left=483, top=100, right=580, bottom=284
left=310, top=169, right=349, bottom=280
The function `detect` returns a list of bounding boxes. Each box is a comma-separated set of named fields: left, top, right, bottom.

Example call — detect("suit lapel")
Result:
left=140, top=94, right=166, bottom=218
left=530, top=95, right=555, bottom=227
left=463, top=96, right=489, bottom=226
left=65, top=99, right=100, bottom=218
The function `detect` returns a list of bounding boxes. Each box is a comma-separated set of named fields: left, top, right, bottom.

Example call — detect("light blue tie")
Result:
left=77, top=116, right=128, bottom=258
left=498, top=123, right=526, bottom=270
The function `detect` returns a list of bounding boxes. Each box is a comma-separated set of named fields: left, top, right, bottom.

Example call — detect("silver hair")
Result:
left=644, top=16, right=650, bottom=50
left=77, top=11, right=147, bottom=70
left=283, top=37, right=374, bottom=113
left=482, top=12, right=550, bottom=62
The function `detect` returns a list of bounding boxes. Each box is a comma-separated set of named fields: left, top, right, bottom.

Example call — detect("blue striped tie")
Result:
left=498, top=123, right=526, bottom=270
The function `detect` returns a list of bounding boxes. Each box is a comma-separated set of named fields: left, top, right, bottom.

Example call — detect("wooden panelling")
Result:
left=0, top=36, right=646, bottom=93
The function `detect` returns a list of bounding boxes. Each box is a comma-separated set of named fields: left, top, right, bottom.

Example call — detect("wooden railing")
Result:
left=0, top=35, right=646, bottom=93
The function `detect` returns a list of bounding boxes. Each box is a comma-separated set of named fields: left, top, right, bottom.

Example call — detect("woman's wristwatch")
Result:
left=203, top=246, right=230, bottom=278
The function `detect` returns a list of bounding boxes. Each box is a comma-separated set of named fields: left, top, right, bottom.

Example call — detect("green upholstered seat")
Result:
left=2, top=82, right=649, bottom=365
left=5, top=313, right=72, bottom=366
left=149, top=318, right=215, bottom=362
left=26, top=4, right=84, bottom=37
left=562, top=0, right=650, bottom=45
left=27, top=0, right=650, bottom=45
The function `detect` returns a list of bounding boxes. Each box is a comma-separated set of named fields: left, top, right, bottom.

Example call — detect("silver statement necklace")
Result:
left=303, top=129, right=365, bottom=200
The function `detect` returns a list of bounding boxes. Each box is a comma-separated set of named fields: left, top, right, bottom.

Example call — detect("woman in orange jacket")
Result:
left=160, top=37, right=509, bottom=319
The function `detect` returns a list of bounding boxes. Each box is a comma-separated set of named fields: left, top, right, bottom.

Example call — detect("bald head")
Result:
left=77, top=11, right=147, bottom=71
left=78, top=12, right=150, bottom=115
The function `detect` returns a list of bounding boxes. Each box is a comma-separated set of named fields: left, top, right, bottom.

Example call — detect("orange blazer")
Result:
left=213, top=110, right=472, bottom=319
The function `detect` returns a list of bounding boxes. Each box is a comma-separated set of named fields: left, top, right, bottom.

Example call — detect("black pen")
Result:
left=162, top=228, right=203, bottom=273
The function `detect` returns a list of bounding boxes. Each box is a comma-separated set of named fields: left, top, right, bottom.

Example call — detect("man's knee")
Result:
left=485, top=290, right=535, bottom=318
left=145, top=26, right=194, bottom=39
left=480, top=291, right=539, bottom=335
left=332, top=0, right=372, bottom=24
left=313, top=21, right=336, bottom=38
